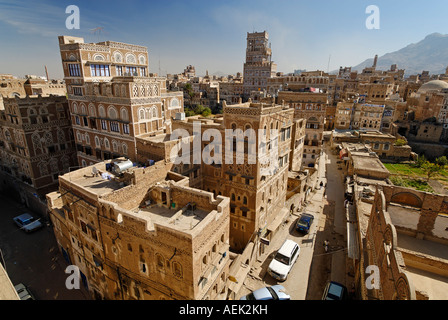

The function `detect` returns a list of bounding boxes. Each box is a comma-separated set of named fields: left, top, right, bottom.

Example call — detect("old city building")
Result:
left=0, top=95, right=76, bottom=215
left=58, top=35, right=184, bottom=167
left=352, top=184, right=448, bottom=300
left=332, top=130, right=413, bottom=162
left=46, top=97, right=310, bottom=300
left=0, top=74, right=66, bottom=110
left=174, top=101, right=299, bottom=252
left=277, top=89, right=327, bottom=168
left=47, top=159, right=230, bottom=300
left=243, top=31, right=277, bottom=99
left=134, top=99, right=306, bottom=253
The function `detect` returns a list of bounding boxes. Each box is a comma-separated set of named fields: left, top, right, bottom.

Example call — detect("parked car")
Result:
left=13, top=213, right=43, bottom=233
left=296, top=213, right=314, bottom=234
left=14, top=283, right=35, bottom=300
left=322, top=281, right=348, bottom=300
left=240, top=285, right=290, bottom=300
left=268, top=239, right=300, bottom=281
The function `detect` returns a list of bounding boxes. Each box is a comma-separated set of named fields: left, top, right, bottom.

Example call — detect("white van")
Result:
left=268, top=239, right=300, bottom=281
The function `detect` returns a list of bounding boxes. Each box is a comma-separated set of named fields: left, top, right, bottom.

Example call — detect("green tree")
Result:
left=184, top=83, right=194, bottom=99
left=435, top=156, right=448, bottom=167
left=421, top=161, right=443, bottom=182
left=394, top=138, right=407, bottom=146
left=201, top=107, right=212, bottom=117
left=415, top=154, right=427, bottom=168
left=194, top=104, right=205, bottom=115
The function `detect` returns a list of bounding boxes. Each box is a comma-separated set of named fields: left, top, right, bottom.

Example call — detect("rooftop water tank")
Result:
left=112, top=159, right=133, bottom=175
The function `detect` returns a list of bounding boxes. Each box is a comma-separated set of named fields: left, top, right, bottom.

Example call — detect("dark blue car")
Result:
left=296, top=213, right=314, bottom=234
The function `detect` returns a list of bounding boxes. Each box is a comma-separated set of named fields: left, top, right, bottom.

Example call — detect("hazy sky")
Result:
left=1, top=0, right=448, bottom=79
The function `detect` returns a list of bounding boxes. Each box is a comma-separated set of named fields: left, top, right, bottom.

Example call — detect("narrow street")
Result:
left=0, top=193, right=89, bottom=300
left=238, top=139, right=349, bottom=300
left=305, top=141, right=348, bottom=299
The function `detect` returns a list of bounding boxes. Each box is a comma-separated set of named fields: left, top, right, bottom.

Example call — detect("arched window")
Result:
left=156, top=253, right=164, bottom=269
left=49, top=158, right=59, bottom=173
left=57, top=129, right=65, bottom=144
left=98, top=105, right=106, bottom=118
left=39, top=106, right=48, bottom=115
left=152, top=106, right=157, bottom=118
left=170, top=98, right=180, bottom=109
left=93, top=54, right=105, bottom=61
left=125, top=53, right=136, bottom=64
left=120, top=108, right=129, bottom=122
left=32, top=132, right=43, bottom=154
left=108, top=106, right=117, bottom=120
left=80, top=104, right=87, bottom=115
left=61, top=156, right=70, bottom=171
left=95, top=136, right=100, bottom=147
left=173, top=261, right=182, bottom=278
left=104, top=138, right=110, bottom=150
left=43, top=131, right=53, bottom=147
left=114, top=51, right=123, bottom=63
left=138, top=55, right=146, bottom=65
left=153, top=84, right=159, bottom=96
left=28, top=108, right=37, bottom=116
left=72, top=102, right=78, bottom=114
left=139, top=108, right=145, bottom=121
left=122, top=143, right=128, bottom=155
left=38, top=161, right=49, bottom=176
left=4, top=129, right=11, bottom=142
left=88, top=104, right=96, bottom=117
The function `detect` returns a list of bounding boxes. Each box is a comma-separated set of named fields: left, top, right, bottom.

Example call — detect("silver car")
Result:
left=240, top=285, right=290, bottom=300
left=13, top=213, right=43, bottom=233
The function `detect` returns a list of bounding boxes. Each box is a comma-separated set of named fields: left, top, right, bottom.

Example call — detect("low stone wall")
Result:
left=400, top=248, right=448, bottom=278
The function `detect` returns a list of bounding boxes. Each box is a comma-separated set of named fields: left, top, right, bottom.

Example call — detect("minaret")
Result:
left=372, top=54, right=378, bottom=69
left=45, top=65, right=49, bottom=81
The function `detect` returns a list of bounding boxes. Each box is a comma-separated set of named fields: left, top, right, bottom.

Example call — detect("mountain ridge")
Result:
left=350, top=33, right=448, bottom=76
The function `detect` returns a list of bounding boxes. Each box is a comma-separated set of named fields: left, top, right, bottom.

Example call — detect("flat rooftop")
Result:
left=351, top=154, right=389, bottom=174
left=136, top=204, right=209, bottom=231
left=60, top=163, right=127, bottom=196
left=68, top=172, right=124, bottom=196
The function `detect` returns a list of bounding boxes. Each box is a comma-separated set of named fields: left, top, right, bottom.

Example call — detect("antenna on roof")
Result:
left=90, top=27, right=105, bottom=43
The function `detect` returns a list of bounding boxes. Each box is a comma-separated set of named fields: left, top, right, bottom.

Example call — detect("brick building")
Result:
left=47, top=159, right=230, bottom=300
left=277, top=90, right=327, bottom=168
left=0, top=95, right=76, bottom=215
left=58, top=35, right=184, bottom=167
left=243, top=31, right=277, bottom=99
